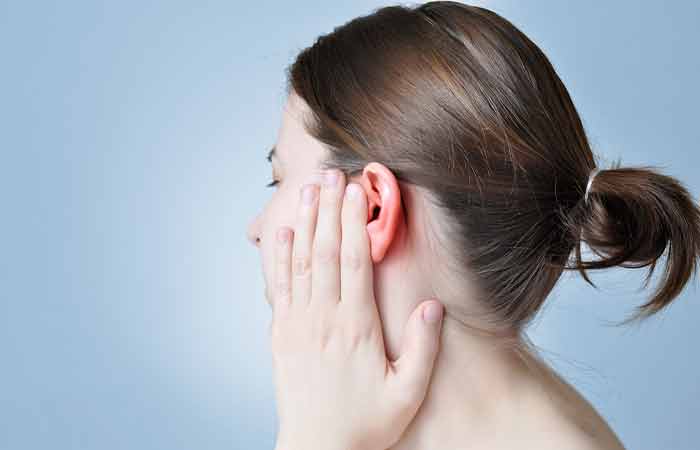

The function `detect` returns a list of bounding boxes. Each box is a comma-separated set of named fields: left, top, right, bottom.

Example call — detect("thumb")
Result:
left=388, top=299, right=444, bottom=404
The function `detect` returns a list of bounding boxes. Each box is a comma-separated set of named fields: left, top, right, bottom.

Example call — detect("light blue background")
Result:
left=1, top=1, right=698, bottom=449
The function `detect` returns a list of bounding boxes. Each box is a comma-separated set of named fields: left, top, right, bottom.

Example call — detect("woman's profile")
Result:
left=247, top=2, right=700, bottom=449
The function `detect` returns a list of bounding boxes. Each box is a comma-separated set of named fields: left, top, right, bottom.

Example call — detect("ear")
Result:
left=354, top=162, right=403, bottom=263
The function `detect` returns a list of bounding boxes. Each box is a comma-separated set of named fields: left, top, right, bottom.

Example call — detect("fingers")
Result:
left=311, top=169, right=346, bottom=306
left=291, top=183, right=320, bottom=308
left=339, top=182, right=375, bottom=316
left=273, top=227, right=293, bottom=320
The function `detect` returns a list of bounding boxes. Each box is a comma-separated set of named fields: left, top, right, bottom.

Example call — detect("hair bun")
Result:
left=569, top=164, right=700, bottom=325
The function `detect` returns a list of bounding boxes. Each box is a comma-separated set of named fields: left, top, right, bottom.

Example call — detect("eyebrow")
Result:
left=266, top=146, right=277, bottom=163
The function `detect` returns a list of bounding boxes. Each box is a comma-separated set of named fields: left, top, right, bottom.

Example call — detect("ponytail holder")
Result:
left=584, top=167, right=600, bottom=204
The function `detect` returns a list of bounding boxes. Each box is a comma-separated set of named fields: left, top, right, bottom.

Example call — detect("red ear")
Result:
left=356, top=162, right=403, bottom=263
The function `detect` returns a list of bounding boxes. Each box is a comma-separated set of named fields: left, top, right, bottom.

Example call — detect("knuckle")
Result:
left=313, top=242, right=339, bottom=264
left=348, top=334, right=363, bottom=354
left=293, top=254, right=311, bottom=277
left=341, top=246, right=363, bottom=271
left=319, top=329, right=333, bottom=352
left=276, top=257, right=290, bottom=274
left=276, top=278, right=291, bottom=298
left=344, top=326, right=365, bottom=353
left=310, top=310, right=336, bottom=350
left=313, top=321, right=333, bottom=352
left=277, top=245, right=290, bottom=261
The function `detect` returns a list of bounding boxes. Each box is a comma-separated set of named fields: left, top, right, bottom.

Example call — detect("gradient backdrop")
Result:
left=1, top=1, right=698, bottom=449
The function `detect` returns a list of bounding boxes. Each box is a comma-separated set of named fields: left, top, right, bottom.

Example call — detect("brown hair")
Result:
left=284, top=1, right=700, bottom=333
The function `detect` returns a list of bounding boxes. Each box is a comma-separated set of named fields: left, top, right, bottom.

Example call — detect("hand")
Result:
left=270, top=168, right=445, bottom=450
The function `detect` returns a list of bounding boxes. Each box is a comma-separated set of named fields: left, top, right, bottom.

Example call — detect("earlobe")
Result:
left=356, top=162, right=403, bottom=263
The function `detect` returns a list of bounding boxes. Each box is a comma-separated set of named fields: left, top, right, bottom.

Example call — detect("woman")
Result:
left=247, top=2, right=700, bottom=449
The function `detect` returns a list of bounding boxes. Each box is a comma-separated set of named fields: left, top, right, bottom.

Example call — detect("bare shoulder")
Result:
left=510, top=355, right=627, bottom=450
left=532, top=416, right=626, bottom=450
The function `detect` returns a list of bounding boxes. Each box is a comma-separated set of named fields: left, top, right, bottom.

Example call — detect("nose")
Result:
left=247, top=214, right=262, bottom=248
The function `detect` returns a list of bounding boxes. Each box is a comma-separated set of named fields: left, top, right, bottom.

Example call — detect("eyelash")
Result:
left=266, top=179, right=279, bottom=188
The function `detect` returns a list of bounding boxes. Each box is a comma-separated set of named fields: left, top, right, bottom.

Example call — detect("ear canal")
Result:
left=371, top=205, right=380, bottom=221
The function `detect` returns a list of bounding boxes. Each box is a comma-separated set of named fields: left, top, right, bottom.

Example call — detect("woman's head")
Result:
left=249, top=1, right=700, bottom=339
left=247, top=92, right=454, bottom=359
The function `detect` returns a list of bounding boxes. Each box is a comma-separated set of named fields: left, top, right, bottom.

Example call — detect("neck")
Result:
left=387, top=317, right=540, bottom=449
left=373, top=183, right=549, bottom=449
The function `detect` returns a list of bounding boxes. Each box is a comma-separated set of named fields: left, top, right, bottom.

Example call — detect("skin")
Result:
left=247, top=92, right=627, bottom=450
left=267, top=164, right=445, bottom=450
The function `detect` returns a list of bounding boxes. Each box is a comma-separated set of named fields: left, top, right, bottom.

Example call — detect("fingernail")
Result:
left=423, top=301, right=443, bottom=324
left=302, top=184, right=316, bottom=204
left=345, top=183, right=360, bottom=200
left=323, top=169, right=339, bottom=187
left=277, top=228, right=289, bottom=243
